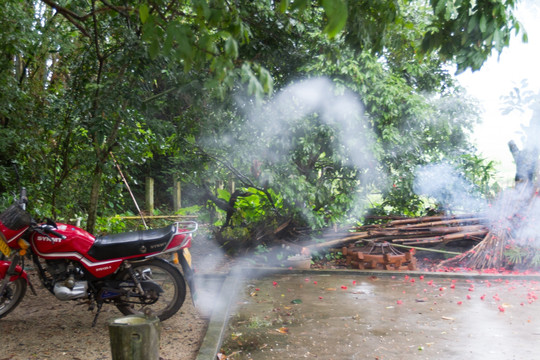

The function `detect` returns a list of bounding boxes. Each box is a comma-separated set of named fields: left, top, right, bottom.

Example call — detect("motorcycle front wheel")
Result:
left=0, top=277, right=27, bottom=318
left=115, top=258, right=186, bottom=321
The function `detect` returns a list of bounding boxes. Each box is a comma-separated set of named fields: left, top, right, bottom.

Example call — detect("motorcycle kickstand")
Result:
left=91, top=302, right=103, bottom=327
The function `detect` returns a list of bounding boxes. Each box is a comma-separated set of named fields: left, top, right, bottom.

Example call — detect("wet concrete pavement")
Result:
left=219, top=272, right=540, bottom=359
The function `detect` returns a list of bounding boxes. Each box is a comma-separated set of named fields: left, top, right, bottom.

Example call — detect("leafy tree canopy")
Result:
left=0, top=0, right=520, bottom=241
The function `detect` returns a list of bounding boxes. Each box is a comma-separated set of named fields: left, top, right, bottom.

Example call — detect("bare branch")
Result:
left=40, top=0, right=91, bottom=37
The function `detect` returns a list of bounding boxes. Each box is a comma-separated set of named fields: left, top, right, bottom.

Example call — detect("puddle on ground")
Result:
left=221, top=273, right=540, bottom=359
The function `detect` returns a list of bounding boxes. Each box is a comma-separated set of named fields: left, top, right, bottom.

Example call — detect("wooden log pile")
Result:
left=342, top=242, right=417, bottom=270
left=306, top=214, right=488, bottom=252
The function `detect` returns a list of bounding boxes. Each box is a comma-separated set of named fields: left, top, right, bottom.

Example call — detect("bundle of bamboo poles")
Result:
left=305, top=214, right=488, bottom=253
left=438, top=184, right=535, bottom=270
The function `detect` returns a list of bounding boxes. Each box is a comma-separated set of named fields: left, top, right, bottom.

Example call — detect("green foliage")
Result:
left=421, top=0, right=523, bottom=73
left=504, top=244, right=540, bottom=268
left=0, top=0, right=515, bottom=241
left=95, top=214, right=130, bottom=235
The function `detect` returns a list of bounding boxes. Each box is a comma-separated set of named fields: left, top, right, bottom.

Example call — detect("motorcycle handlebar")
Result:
left=44, top=227, right=66, bottom=239
left=35, top=224, right=66, bottom=240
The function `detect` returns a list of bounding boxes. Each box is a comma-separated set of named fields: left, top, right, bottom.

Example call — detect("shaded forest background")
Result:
left=0, top=0, right=527, bottom=251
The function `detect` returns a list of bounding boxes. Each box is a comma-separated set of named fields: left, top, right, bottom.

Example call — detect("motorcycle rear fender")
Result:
left=0, top=261, right=28, bottom=282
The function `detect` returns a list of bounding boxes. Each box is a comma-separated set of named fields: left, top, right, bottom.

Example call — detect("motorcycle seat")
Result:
left=87, top=225, right=176, bottom=260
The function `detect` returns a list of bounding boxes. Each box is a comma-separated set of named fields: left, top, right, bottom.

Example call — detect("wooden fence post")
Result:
left=109, top=315, right=161, bottom=360
left=145, top=176, right=154, bottom=215
left=173, top=177, right=181, bottom=212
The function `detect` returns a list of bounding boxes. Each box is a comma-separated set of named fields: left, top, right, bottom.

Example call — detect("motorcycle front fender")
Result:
left=177, top=249, right=197, bottom=302
left=0, top=260, right=28, bottom=282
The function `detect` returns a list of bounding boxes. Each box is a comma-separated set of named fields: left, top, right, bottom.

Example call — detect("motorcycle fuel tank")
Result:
left=30, top=223, right=123, bottom=278
left=31, top=223, right=95, bottom=256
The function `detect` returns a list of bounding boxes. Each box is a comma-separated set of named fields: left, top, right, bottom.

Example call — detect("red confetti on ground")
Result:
left=352, top=280, right=357, bottom=285
left=498, top=306, right=505, bottom=312
left=468, top=287, right=474, bottom=292
left=480, top=295, right=486, bottom=300
left=450, top=284, right=455, bottom=289
left=272, top=281, right=278, bottom=287
left=319, top=296, right=323, bottom=300
left=396, top=300, right=403, bottom=305
left=419, top=275, right=424, bottom=280
left=341, top=285, right=348, bottom=290
left=304, top=278, right=309, bottom=282
left=457, top=301, right=463, bottom=305
left=467, top=295, right=472, bottom=300
left=255, top=288, right=260, bottom=291
left=313, top=281, right=318, bottom=285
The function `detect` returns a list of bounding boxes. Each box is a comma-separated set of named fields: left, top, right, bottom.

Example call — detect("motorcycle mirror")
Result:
left=46, top=218, right=58, bottom=228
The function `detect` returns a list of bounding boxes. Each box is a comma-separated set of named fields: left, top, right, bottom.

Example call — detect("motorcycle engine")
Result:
left=45, top=260, right=88, bottom=301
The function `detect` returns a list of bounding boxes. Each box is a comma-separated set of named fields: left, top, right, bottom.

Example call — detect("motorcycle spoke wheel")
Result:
left=0, top=277, right=27, bottom=318
left=115, top=258, right=186, bottom=322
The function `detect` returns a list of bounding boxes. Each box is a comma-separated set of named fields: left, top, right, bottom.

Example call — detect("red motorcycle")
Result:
left=0, top=187, right=197, bottom=326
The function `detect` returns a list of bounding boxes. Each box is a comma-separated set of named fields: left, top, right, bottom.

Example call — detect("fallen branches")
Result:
left=304, top=214, right=488, bottom=252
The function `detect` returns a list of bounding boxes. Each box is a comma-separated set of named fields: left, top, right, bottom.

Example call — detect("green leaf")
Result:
left=434, top=0, right=446, bottom=16
left=139, top=4, right=149, bottom=24
left=149, top=39, right=160, bottom=59
left=290, top=0, right=309, bottom=12
left=321, top=0, right=348, bottom=38
left=479, top=14, right=487, bottom=33
left=225, top=37, right=239, bottom=58
left=279, top=0, right=290, bottom=13
left=493, top=29, right=502, bottom=52
left=467, top=14, right=478, bottom=33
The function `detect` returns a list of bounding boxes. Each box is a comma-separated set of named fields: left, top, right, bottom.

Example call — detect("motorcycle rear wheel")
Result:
left=115, top=258, right=186, bottom=322
left=0, top=277, right=27, bottom=318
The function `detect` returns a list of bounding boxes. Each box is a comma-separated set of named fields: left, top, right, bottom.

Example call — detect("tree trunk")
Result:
left=86, top=163, right=103, bottom=234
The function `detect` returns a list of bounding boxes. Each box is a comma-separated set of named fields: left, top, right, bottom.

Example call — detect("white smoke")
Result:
left=413, top=162, right=487, bottom=213
left=247, top=77, right=376, bottom=171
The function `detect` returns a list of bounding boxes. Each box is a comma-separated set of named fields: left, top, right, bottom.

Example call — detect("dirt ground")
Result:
left=0, top=280, right=208, bottom=360
left=0, top=237, right=467, bottom=360
left=0, top=235, right=232, bottom=360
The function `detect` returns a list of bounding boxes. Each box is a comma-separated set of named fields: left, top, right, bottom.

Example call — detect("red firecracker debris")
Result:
left=457, top=301, right=463, bottom=305
left=396, top=300, right=403, bottom=305
left=273, top=281, right=278, bottom=287
left=341, top=285, right=348, bottom=290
